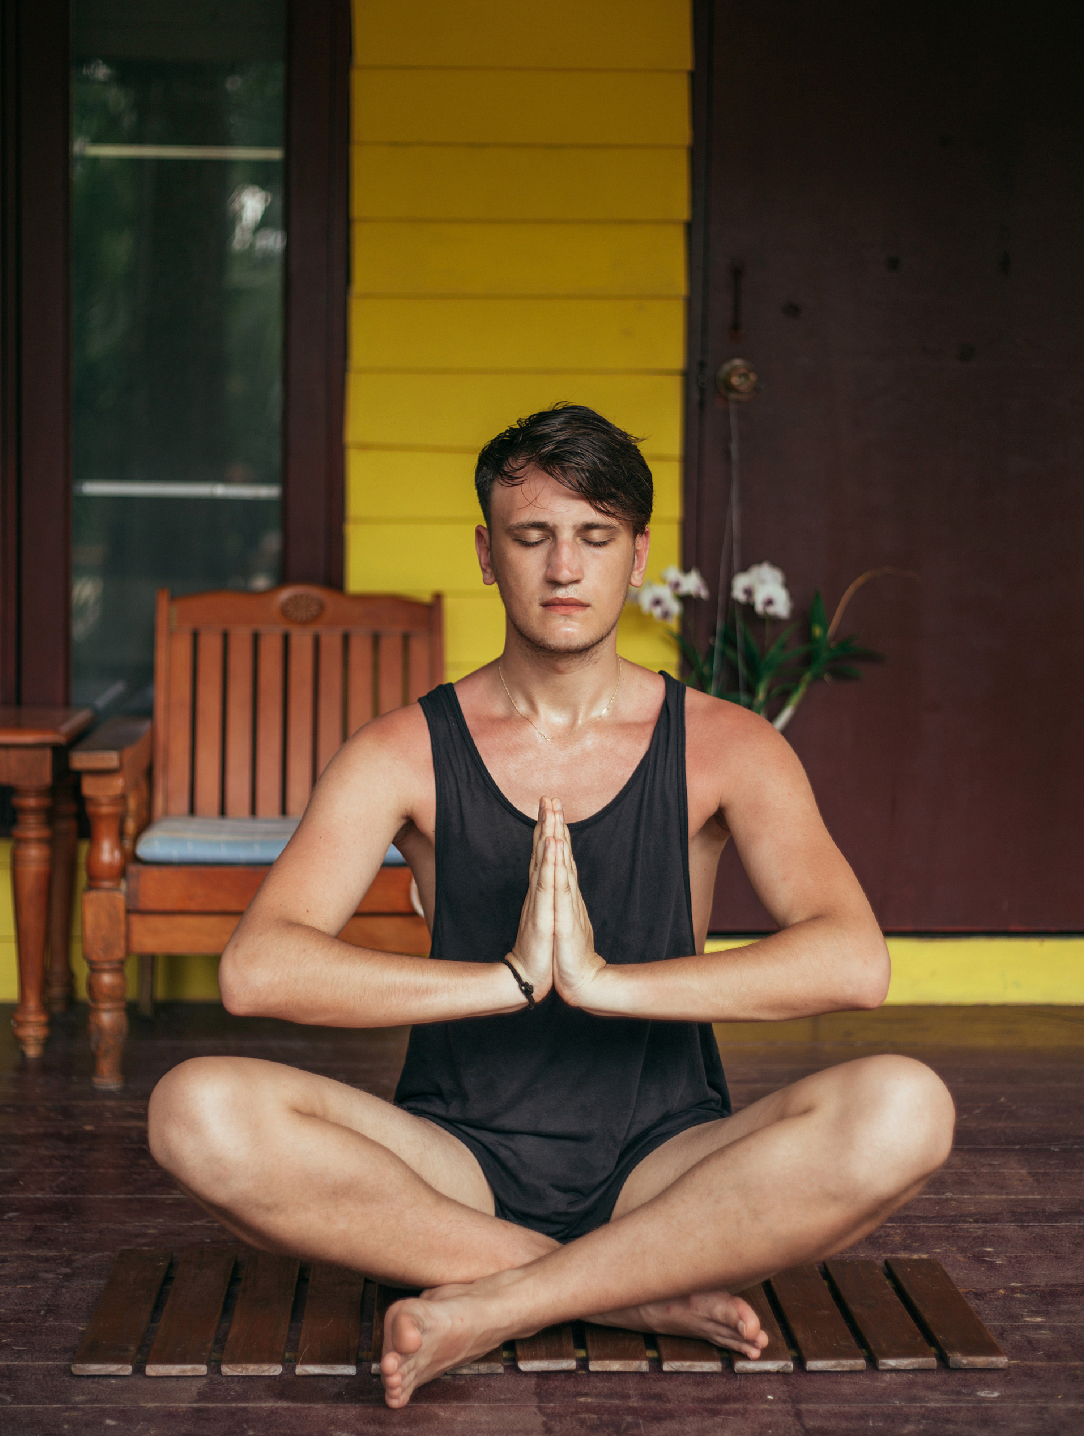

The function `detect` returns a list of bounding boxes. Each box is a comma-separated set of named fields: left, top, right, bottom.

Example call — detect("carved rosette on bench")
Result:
left=71, top=584, right=443, bottom=1089
left=278, top=590, right=324, bottom=624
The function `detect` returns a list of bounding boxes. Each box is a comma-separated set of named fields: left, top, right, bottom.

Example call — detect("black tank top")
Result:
left=394, top=672, right=730, bottom=1239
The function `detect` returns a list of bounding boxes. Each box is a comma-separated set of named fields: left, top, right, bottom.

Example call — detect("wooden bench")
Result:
left=71, top=585, right=442, bottom=1089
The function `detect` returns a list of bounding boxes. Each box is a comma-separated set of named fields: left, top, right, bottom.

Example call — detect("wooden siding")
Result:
left=345, top=0, right=692, bottom=681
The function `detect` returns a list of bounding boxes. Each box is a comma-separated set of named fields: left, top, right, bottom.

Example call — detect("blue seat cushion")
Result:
left=135, top=816, right=405, bottom=868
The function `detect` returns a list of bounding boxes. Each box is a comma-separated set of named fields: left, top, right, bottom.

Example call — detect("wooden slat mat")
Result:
left=72, top=1249, right=1006, bottom=1378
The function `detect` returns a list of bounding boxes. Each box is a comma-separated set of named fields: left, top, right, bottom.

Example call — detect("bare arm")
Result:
left=553, top=708, right=890, bottom=1023
left=218, top=705, right=542, bottom=1027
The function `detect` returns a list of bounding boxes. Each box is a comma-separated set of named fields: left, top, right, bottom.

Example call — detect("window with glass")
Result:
left=71, top=0, right=286, bottom=714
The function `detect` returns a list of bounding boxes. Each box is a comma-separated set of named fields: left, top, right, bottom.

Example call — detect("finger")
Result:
left=557, top=816, right=575, bottom=891
left=559, top=827, right=577, bottom=890
left=529, top=798, right=551, bottom=880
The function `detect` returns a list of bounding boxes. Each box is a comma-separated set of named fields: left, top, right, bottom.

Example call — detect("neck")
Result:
left=496, top=630, right=622, bottom=731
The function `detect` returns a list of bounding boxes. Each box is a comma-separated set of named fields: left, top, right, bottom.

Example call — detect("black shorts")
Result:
left=405, top=1103, right=728, bottom=1244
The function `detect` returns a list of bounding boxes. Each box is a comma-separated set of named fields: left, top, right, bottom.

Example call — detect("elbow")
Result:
left=218, top=935, right=265, bottom=1017
left=849, top=933, right=891, bottom=1010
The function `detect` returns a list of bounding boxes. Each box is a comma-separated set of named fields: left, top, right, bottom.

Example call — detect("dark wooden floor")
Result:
left=2, top=1002, right=1082, bottom=1433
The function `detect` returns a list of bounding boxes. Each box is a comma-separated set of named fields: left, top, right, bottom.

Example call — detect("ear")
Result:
left=475, top=524, right=498, bottom=586
left=629, top=528, right=651, bottom=589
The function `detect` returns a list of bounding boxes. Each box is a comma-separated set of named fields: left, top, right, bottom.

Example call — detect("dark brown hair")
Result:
left=474, top=403, right=653, bottom=534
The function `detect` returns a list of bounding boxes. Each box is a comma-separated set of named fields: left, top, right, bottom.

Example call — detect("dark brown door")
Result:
left=686, top=0, right=1083, bottom=932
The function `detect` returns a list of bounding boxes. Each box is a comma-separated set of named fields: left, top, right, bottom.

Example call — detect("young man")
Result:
left=149, top=405, right=954, bottom=1409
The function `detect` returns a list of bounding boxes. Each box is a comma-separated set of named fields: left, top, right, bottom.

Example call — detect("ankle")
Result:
left=457, top=1261, right=554, bottom=1341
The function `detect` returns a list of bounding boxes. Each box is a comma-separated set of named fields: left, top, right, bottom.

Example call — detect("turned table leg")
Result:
left=11, top=783, right=54, bottom=1058
left=44, top=773, right=78, bottom=1013
left=83, top=789, right=129, bottom=1089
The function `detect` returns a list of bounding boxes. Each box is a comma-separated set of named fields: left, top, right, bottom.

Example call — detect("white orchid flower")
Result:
left=636, top=581, right=682, bottom=622
left=662, top=565, right=710, bottom=600
left=752, top=581, right=792, bottom=619
left=731, top=562, right=792, bottom=619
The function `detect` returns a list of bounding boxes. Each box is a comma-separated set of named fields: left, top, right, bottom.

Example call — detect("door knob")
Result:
left=716, top=358, right=758, bottom=400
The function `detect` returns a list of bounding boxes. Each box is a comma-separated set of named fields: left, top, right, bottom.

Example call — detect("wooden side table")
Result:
left=0, top=707, right=95, bottom=1057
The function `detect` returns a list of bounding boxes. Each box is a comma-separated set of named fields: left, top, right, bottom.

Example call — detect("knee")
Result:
left=843, top=1055, right=955, bottom=1190
left=147, top=1057, right=255, bottom=1185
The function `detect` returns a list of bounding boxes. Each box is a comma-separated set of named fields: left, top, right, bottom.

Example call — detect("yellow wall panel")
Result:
left=353, top=69, right=690, bottom=147
left=444, top=590, right=509, bottom=664
left=348, top=522, right=489, bottom=591
left=617, top=604, right=680, bottom=676
left=884, top=937, right=1084, bottom=1005
left=352, top=222, right=686, bottom=299
left=348, top=449, right=480, bottom=520
left=347, top=449, right=681, bottom=523
left=351, top=145, right=689, bottom=222
left=0, top=939, right=15, bottom=1002
left=354, top=0, right=691, bottom=71
left=705, top=935, right=1084, bottom=1005
left=351, top=297, right=685, bottom=372
left=650, top=459, right=681, bottom=520
left=346, top=373, right=684, bottom=457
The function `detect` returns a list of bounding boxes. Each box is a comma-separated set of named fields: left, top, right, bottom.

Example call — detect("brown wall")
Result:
left=687, top=0, right=1084, bottom=932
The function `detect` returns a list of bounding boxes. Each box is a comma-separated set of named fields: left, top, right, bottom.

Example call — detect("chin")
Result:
left=512, top=613, right=619, bottom=657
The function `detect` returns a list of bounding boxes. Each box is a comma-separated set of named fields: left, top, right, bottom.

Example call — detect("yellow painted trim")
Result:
left=351, top=145, right=690, bottom=222
left=345, top=372, right=685, bottom=455
left=351, top=223, right=687, bottom=298
left=352, top=69, right=691, bottom=147
left=353, top=0, right=693, bottom=71
left=705, top=935, right=1084, bottom=1005
left=350, top=297, right=686, bottom=372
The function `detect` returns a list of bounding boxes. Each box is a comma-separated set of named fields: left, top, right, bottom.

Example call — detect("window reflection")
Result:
left=71, top=2, right=285, bottom=714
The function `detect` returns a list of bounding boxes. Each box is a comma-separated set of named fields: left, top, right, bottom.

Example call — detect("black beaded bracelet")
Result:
left=499, top=955, right=536, bottom=1009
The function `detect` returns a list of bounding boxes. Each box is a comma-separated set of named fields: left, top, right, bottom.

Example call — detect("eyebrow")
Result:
left=507, top=519, right=621, bottom=533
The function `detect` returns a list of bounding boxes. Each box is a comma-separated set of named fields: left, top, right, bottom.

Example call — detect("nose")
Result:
left=546, top=536, right=583, bottom=587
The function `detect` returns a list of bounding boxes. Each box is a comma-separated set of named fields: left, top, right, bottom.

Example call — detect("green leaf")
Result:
left=673, top=631, right=710, bottom=689
left=808, top=590, right=828, bottom=643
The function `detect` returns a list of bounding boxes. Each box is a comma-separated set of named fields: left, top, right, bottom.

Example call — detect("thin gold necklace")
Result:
left=497, top=659, right=622, bottom=743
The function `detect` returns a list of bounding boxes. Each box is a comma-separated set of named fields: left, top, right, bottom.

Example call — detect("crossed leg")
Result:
left=148, top=1050, right=954, bottom=1409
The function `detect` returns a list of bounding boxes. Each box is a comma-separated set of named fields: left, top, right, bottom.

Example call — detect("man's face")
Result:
left=475, top=465, right=650, bottom=656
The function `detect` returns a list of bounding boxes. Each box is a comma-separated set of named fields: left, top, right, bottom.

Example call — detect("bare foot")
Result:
left=592, top=1289, right=769, bottom=1361
left=379, top=1286, right=507, bottom=1409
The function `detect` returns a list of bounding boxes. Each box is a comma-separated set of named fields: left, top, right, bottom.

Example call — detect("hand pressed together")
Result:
left=507, top=796, right=607, bottom=1008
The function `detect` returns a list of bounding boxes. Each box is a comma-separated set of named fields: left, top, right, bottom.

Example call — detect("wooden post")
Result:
left=44, top=771, right=78, bottom=1012
left=82, top=777, right=130, bottom=1088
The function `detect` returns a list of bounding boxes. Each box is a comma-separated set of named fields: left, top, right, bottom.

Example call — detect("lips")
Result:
left=542, top=601, right=588, bottom=612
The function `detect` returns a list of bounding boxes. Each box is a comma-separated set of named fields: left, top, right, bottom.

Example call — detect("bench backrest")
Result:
left=152, top=585, right=443, bottom=820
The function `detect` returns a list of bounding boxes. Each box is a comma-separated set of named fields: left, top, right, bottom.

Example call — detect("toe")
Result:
left=733, top=1297, right=762, bottom=1341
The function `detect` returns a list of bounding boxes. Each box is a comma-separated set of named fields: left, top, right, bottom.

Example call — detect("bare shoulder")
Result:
left=325, top=698, right=433, bottom=799
left=684, top=685, right=810, bottom=816
left=298, top=699, right=434, bottom=843
left=339, top=698, right=431, bottom=765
